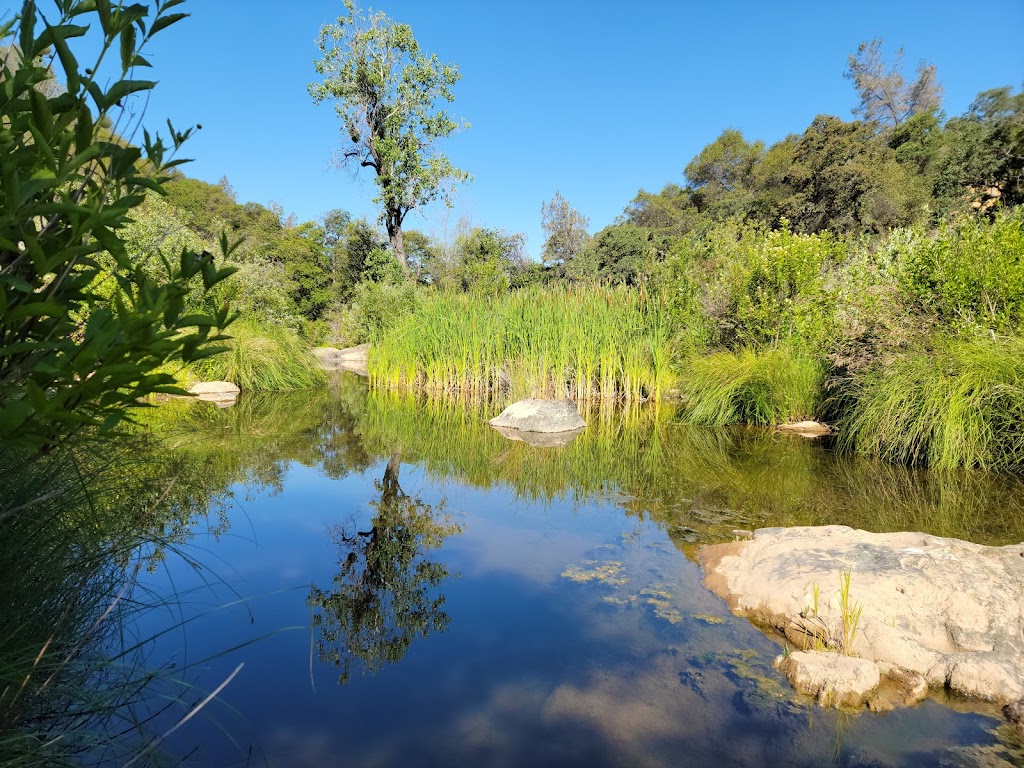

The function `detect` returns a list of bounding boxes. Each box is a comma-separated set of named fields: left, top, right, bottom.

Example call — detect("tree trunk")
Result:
left=386, top=214, right=407, bottom=273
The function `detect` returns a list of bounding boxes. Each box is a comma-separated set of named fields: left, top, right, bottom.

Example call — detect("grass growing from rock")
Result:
left=369, top=286, right=675, bottom=401
left=188, top=318, right=325, bottom=391
left=838, top=336, right=1024, bottom=471
left=676, top=345, right=826, bottom=426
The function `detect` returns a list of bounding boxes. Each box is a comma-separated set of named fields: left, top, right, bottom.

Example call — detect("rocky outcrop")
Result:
left=700, top=526, right=1024, bottom=708
left=313, top=344, right=369, bottom=377
left=489, top=399, right=587, bottom=434
left=187, top=381, right=239, bottom=407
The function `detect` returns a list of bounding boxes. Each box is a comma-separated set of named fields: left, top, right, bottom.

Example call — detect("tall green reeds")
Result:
left=676, top=345, right=826, bottom=426
left=188, top=318, right=325, bottom=391
left=837, top=336, right=1024, bottom=471
left=369, top=286, right=675, bottom=401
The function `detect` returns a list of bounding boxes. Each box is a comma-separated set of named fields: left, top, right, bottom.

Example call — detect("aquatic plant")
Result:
left=187, top=318, right=326, bottom=391
left=837, top=335, right=1024, bottom=471
left=368, top=286, right=675, bottom=401
left=838, top=569, right=863, bottom=656
left=796, top=570, right=861, bottom=656
left=676, top=344, right=826, bottom=426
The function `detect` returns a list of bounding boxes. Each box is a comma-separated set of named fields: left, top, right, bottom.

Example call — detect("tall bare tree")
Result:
left=540, top=192, right=590, bottom=269
left=845, top=39, right=942, bottom=128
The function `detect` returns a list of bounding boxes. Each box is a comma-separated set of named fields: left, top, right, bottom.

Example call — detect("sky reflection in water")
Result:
left=136, top=378, right=1024, bottom=767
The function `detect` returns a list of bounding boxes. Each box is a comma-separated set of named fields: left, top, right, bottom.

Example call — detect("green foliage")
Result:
left=0, top=0, right=236, bottom=453
left=677, top=345, right=825, bottom=426
left=572, top=223, right=656, bottom=285
left=838, top=336, right=1024, bottom=471
left=370, top=286, right=675, bottom=401
left=894, top=210, right=1024, bottom=334
left=783, top=115, right=929, bottom=234
left=454, top=227, right=523, bottom=294
left=187, top=319, right=325, bottom=391
left=659, top=221, right=846, bottom=351
left=339, top=279, right=420, bottom=344
left=309, top=0, right=470, bottom=268
left=935, top=87, right=1024, bottom=210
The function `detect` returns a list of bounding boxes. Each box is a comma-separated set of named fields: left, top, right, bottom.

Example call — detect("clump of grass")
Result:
left=677, top=345, right=825, bottom=426
left=838, top=569, right=862, bottom=656
left=369, top=286, right=675, bottom=401
left=188, top=318, right=325, bottom=391
left=795, top=569, right=861, bottom=656
left=838, top=336, right=1024, bottom=471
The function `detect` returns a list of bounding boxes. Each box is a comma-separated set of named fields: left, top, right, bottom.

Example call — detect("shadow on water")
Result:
left=127, top=374, right=1024, bottom=766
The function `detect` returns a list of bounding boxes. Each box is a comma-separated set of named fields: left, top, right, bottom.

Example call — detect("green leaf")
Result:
left=151, top=12, right=189, bottom=35
left=0, top=400, right=33, bottom=433
left=104, top=78, right=156, bottom=107
left=44, top=21, right=81, bottom=95
left=120, top=24, right=136, bottom=72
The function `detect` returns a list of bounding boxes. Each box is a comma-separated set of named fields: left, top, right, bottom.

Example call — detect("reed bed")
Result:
left=368, top=286, right=675, bottom=402
left=837, top=336, right=1024, bottom=471
left=676, top=345, right=826, bottom=426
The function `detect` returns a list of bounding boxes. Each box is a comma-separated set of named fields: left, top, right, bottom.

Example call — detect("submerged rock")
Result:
left=700, top=526, right=1024, bottom=707
left=489, top=399, right=586, bottom=434
left=774, top=651, right=880, bottom=708
left=313, top=344, right=369, bottom=376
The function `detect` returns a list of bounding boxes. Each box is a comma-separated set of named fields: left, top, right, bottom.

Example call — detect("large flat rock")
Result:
left=489, top=399, right=587, bottom=434
left=700, top=525, right=1024, bottom=706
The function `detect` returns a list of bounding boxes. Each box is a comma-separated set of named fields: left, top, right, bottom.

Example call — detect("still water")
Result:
left=138, top=376, right=1024, bottom=767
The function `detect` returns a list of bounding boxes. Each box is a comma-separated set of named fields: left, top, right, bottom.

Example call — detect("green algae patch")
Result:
left=561, top=560, right=628, bottom=585
left=692, top=613, right=727, bottom=625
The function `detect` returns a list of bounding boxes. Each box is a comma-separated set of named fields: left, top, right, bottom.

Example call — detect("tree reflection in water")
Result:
left=309, top=452, right=462, bottom=684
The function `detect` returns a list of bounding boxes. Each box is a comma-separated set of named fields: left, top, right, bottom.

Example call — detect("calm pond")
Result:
left=136, top=375, right=1024, bottom=767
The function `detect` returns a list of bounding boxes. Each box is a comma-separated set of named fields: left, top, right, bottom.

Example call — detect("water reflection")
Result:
left=308, top=452, right=462, bottom=685
left=135, top=376, right=1024, bottom=766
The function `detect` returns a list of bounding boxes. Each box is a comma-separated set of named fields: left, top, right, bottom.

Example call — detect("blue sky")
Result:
left=128, top=2, right=1022, bottom=257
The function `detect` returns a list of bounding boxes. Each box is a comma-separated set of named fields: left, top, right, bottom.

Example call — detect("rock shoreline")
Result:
left=700, top=525, right=1024, bottom=717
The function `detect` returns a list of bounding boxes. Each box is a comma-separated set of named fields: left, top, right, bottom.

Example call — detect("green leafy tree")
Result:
left=309, top=1, right=470, bottom=271
left=782, top=115, right=928, bottom=234
left=1, top=0, right=235, bottom=455
left=572, top=224, right=656, bottom=285
left=455, top=228, right=524, bottom=294
left=936, top=87, right=1024, bottom=210
left=684, top=129, right=766, bottom=219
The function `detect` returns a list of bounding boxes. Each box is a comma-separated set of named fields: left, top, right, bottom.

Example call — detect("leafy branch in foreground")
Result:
left=0, top=0, right=236, bottom=457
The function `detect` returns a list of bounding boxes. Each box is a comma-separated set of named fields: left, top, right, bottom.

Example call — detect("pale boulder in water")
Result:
left=701, top=525, right=1024, bottom=707
left=313, top=344, right=369, bottom=376
left=489, top=399, right=587, bottom=433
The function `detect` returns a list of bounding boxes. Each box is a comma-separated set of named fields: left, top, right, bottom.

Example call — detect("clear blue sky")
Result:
left=127, top=1, right=1023, bottom=257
